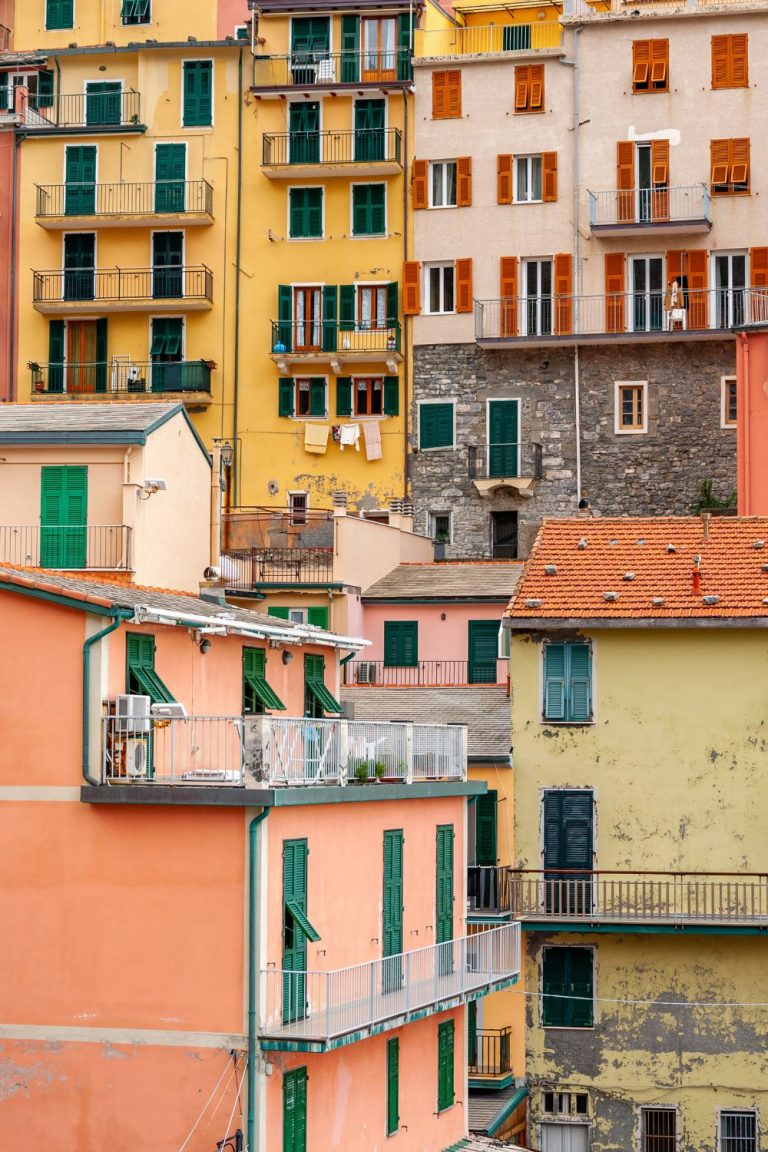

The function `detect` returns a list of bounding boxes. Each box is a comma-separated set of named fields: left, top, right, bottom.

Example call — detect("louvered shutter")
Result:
left=338, top=285, right=355, bottom=332
left=48, top=320, right=65, bottom=393
left=554, top=253, right=573, bottom=336
left=712, top=34, right=730, bottom=89
left=500, top=256, right=518, bottom=337
left=568, top=642, right=591, bottom=721
left=336, top=377, right=352, bottom=416
left=543, top=643, right=566, bottom=720
left=322, top=286, right=337, bottom=352
left=561, top=791, right=594, bottom=869
left=446, top=70, right=461, bottom=117
left=382, top=829, right=404, bottom=961
left=278, top=285, right=293, bottom=352
left=514, top=65, right=529, bottom=111
left=687, top=249, right=708, bottom=329
left=542, top=152, right=558, bottom=202
left=413, top=159, right=428, bottom=209
left=633, top=39, right=650, bottom=88
left=386, top=281, right=398, bottom=325
left=387, top=1038, right=399, bottom=1134
left=435, top=825, right=454, bottom=945
left=542, top=947, right=569, bottom=1026
left=268, top=606, right=290, bottom=620
left=455, top=258, right=473, bottom=313
left=529, top=63, right=544, bottom=110
left=710, top=139, right=731, bottom=189
left=37, top=70, right=54, bottom=109
left=457, top=157, right=472, bottom=207
left=403, top=261, right=420, bottom=315
left=666, top=250, right=684, bottom=282
left=95, top=317, right=108, bottom=393
left=568, top=947, right=595, bottom=1027
left=437, top=1020, right=455, bottom=1110
left=651, top=139, right=669, bottom=221
left=617, top=141, right=635, bottom=223
left=183, top=61, right=212, bottom=128
left=278, top=378, right=294, bottom=417
left=383, top=376, right=399, bottom=416
left=604, top=252, right=625, bottom=334
left=475, top=790, right=498, bottom=866
left=307, top=606, right=329, bottom=629
left=731, top=137, right=750, bottom=190
left=751, top=248, right=768, bottom=289
left=650, top=39, right=668, bottom=88
left=432, top=71, right=447, bottom=118
left=497, top=154, right=513, bottom=204
left=340, top=15, right=360, bottom=83
left=397, top=12, right=413, bottom=81
left=731, top=33, right=748, bottom=87
left=309, top=378, right=325, bottom=417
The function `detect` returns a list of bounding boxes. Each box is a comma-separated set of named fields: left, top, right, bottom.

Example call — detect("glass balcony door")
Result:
left=362, top=18, right=396, bottom=82
left=294, top=287, right=322, bottom=352
left=714, top=252, right=746, bottom=329
left=522, top=259, right=552, bottom=337
left=630, top=256, right=663, bottom=332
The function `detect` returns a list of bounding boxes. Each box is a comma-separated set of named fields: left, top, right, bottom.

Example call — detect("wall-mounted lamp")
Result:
left=282, top=650, right=293, bottom=665
left=199, top=638, right=212, bottom=655
left=137, top=478, right=167, bottom=501
left=219, top=442, right=234, bottom=469
left=440, top=612, right=447, bottom=621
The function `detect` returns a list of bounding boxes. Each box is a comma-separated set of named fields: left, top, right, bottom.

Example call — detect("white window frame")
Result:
left=637, top=1105, right=680, bottom=1152
left=721, top=374, right=737, bottom=428
left=428, top=509, right=452, bottom=542
left=292, top=375, right=328, bottom=420
left=614, top=379, right=648, bottom=435
left=514, top=154, right=543, bottom=203
left=497, top=621, right=510, bottom=661
left=350, top=181, right=387, bottom=238
left=287, top=185, right=325, bottom=241
left=288, top=490, right=309, bottom=524
left=351, top=374, right=386, bottom=417
left=428, top=160, right=457, bottom=209
left=423, top=262, right=456, bottom=315
left=717, top=1108, right=759, bottom=1152
left=417, top=398, right=456, bottom=451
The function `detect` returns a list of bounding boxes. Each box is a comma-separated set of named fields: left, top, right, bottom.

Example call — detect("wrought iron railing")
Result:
left=588, top=183, right=711, bottom=229
left=271, top=320, right=401, bottom=355
left=468, top=866, right=514, bottom=916
left=469, top=1027, right=514, bottom=1076
left=416, top=21, right=563, bottom=57
left=103, top=713, right=244, bottom=785
left=0, top=524, right=131, bottom=570
left=35, top=180, right=213, bottom=219
left=253, top=48, right=412, bottom=89
left=30, top=360, right=213, bottom=395
left=32, top=266, right=213, bottom=306
left=22, top=89, right=143, bottom=130
left=260, top=924, right=520, bottom=1044
left=467, top=443, right=543, bottom=481
left=343, top=659, right=504, bottom=687
left=220, top=546, right=334, bottom=587
left=262, top=128, right=402, bottom=167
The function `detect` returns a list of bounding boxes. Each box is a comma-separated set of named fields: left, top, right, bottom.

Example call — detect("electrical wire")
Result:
left=509, top=986, right=768, bottom=1011
left=176, top=1051, right=237, bottom=1152
left=201, top=1052, right=243, bottom=1135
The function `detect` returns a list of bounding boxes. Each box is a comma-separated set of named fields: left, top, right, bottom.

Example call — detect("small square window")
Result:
left=515, top=155, right=543, bottom=203
left=288, top=491, right=308, bottom=525
left=352, top=184, right=386, bottom=236
left=419, top=402, right=454, bottom=450
left=640, top=1107, right=677, bottom=1152
left=720, top=1110, right=757, bottom=1152
left=615, top=381, right=647, bottom=434
left=722, top=376, right=737, bottom=427
left=430, top=161, right=457, bottom=208
left=424, top=263, right=455, bottom=314
left=122, top=0, right=151, bottom=24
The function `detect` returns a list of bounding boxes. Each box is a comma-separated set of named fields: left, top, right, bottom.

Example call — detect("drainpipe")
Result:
left=247, top=807, right=270, bottom=1152
left=82, top=611, right=131, bottom=785
left=574, top=345, right=581, bottom=503
left=402, top=87, right=410, bottom=499
left=7, top=129, right=21, bottom=401
left=232, top=47, right=244, bottom=507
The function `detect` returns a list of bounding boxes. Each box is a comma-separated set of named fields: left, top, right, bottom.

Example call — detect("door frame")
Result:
left=61, top=230, right=97, bottom=301
left=62, top=143, right=99, bottom=214
left=485, top=396, right=520, bottom=479
left=539, top=786, right=597, bottom=914
left=628, top=253, right=664, bottom=333
left=82, top=77, right=124, bottom=126
left=151, top=228, right=186, bottom=299
left=710, top=248, right=749, bottom=329
left=468, top=618, right=501, bottom=684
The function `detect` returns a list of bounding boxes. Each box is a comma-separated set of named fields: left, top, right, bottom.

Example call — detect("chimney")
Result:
left=332, top=490, right=348, bottom=517
left=401, top=500, right=414, bottom=533
left=701, top=512, right=711, bottom=541
left=389, top=497, right=404, bottom=532
left=692, top=553, right=702, bottom=596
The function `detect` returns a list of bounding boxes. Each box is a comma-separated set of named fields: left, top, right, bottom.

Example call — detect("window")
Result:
left=491, top=510, right=518, bottom=559
left=437, top=1020, right=455, bottom=1111
left=288, top=188, right=323, bottom=239
left=386, top=1038, right=399, bottom=1136
left=432, top=70, right=461, bottom=119
left=515, top=155, right=543, bottom=203
left=722, top=376, right=737, bottom=427
left=428, top=511, right=452, bottom=543
left=352, top=184, right=386, bottom=236
left=40, top=465, right=88, bottom=567
left=424, top=263, right=454, bottom=314
left=711, top=139, right=750, bottom=195
left=150, top=318, right=184, bottom=391
left=46, top=0, right=73, bottom=29
left=542, top=947, right=594, bottom=1028
left=125, top=633, right=175, bottom=703
left=720, top=1110, right=757, bottom=1152
left=122, top=0, right=150, bottom=24
left=304, top=653, right=341, bottom=717
left=354, top=377, right=383, bottom=415
left=543, top=642, right=592, bottom=723
left=419, top=401, right=454, bottom=450
left=63, top=233, right=96, bottom=302
left=243, top=647, right=285, bottom=713
left=430, top=161, right=457, bottom=208
left=615, top=381, right=647, bottom=434
left=0, top=71, right=51, bottom=112
left=295, top=378, right=327, bottom=418
left=268, top=606, right=329, bottom=629
left=640, top=1107, right=677, bottom=1152
left=155, top=143, right=186, bottom=213
left=283, top=1067, right=308, bottom=1152
left=633, top=39, right=669, bottom=92
left=289, top=491, right=308, bottom=525
left=337, top=375, right=398, bottom=416
left=514, top=63, right=544, bottom=112
left=384, top=621, right=418, bottom=667
left=362, top=17, right=397, bottom=81
left=543, top=1092, right=589, bottom=1116
left=183, top=61, right=213, bottom=127
left=712, top=34, right=748, bottom=89
left=357, top=285, right=387, bottom=329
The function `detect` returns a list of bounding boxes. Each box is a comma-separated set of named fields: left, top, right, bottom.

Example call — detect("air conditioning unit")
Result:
left=115, top=694, right=151, bottom=734
left=124, top=737, right=149, bottom=778
left=356, top=662, right=377, bottom=685
left=151, top=702, right=188, bottom=719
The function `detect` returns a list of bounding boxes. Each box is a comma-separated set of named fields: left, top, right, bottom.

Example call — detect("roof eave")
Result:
left=504, top=615, right=768, bottom=630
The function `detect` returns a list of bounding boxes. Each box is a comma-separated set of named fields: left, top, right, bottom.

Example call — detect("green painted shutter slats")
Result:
left=307, top=606, right=329, bottom=629
left=397, top=12, right=413, bottom=81
left=64, top=146, right=97, bottom=216
left=304, top=653, right=341, bottom=715
left=289, top=102, right=320, bottom=164
left=339, top=285, right=356, bottom=331
left=542, top=947, right=593, bottom=1028
left=291, top=16, right=330, bottom=55
left=46, top=0, right=74, bottom=30
left=63, top=233, right=95, bottom=302
left=488, top=399, right=519, bottom=479
left=352, top=184, right=386, bottom=236
left=544, top=642, right=592, bottom=722
left=340, top=15, right=360, bottom=83
left=183, top=61, right=213, bottom=127
left=36, top=71, right=55, bottom=110
left=322, top=286, right=337, bottom=352
left=289, top=188, right=323, bottom=239
left=383, top=376, right=399, bottom=416
left=243, top=646, right=286, bottom=712
left=269, top=605, right=291, bottom=620
left=436, top=825, right=454, bottom=976
left=125, top=632, right=176, bottom=703
left=475, top=790, right=498, bottom=866
left=40, top=465, right=88, bottom=568
left=386, top=281, right=398, bottom=325
left=543, top=643, right=566, bottom=720
left=285, top=900, right=320, bottom=943
left=336, top=377, right=352, bottom=416
left=283, top=839, right=310, bottom=1024
left=85, top=81, right=121, bottom=127
left=354, top=99, right=385, bottom=162
left=308, top=378, right=326, bottom=417
left=383, top=829, right=404, bottom=992
left=383, top=621, right=418, bottom=667
left=543, top=789, right=593, bottom=915
left=48, top=320, right=65, bottom=394
left=277, top=286, right=293, bottom=353
left=278, top=377, right=295, bottom=417
left=419, top=403, right=453, bottom=449
left=468, top=620, right=499, bottom=684
left=152, top=232, right=183, bottom=299
left=569, top=642, right=592, bottom=721
left=437, top=1020, right=455, bottom=1111
left=283, top=1066, right=308, bottom=1152
left=386, top=1037, right=399, bottom=1135
left=155, top=144, right=186, bottom=213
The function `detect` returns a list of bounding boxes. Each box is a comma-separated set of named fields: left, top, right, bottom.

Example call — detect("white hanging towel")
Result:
left=339, top=423, right=360, bottom=452
left=363, top=421, right=382, bottom=461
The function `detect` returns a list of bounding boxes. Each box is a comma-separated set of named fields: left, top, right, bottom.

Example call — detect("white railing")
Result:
left=588, top=184, right=711, bottom=228
left=102, top=714, right=244, bottom=784
left=563, top=0, right=763, bottom=17
left=244, top=715, right=467, bottom=785
left=260, top=923, right=520, bottom=1043
left=416, top=22, right=563, bottom=58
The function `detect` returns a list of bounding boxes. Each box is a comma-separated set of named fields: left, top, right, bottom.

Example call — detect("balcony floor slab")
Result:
left=36, top=211, right=214, bottom=229
left=590, top=219, right=712, bottom=237
left=33, top=298, right=213, bottom=314
left=31, top=390, right=212, bottom=407
left=520, top=916, right=768, bottom=936
left=476, top=329, right=735, bottom=351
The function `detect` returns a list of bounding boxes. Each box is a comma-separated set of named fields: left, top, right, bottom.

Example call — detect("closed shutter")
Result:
left=568, top=947, right=594, bottom=1027
left=336, top=377, right=352, bottom=416
left=475, top=790, right=498, bottom=866
left=48, top=320, right=65, bottom=393
left=382, top=830, right=404, bottom=994
left=633, top=39, right=650, bottom=87
left=339, top=285, right=355, bottom=331
left=340, top=15, right=360, bottom=83
left=497, top=154, right=513, bottom=205
left=446, top=70, right=461, bottom=117
left=543, top=643, right=566, bottom=720
left=457, top=157, right=472, bottom=207
left=307, top=606, right=329, bottom=629
left=308, top=378, right=325, bottom=417
left=290, top=188, right=322, bottom=238
left=278, top=378, right=294, bottom=417
left=542, top=152, right=558, bottom=202
left=386, top=281, right=398, bottom=324
left=95, top=317, right=108, bottom=393
left=278, top=285, right=293, bottom=352
left=353, top=184, right=386, bottom=236
left=384, top=621, right=418, bottom=666
left=712, top=34, right=730, bottom=89
left=46, top=0, right=74, bottom=29
left=183, top=61, right=213, bottom=128
left=419, top=402, right=453, bottom=449
left=432, top=71, right=447, bottom=118
left=687, top=249, right=708, bottom=330
left=455, top=258, right=473, bottom=313
left=403, top=261, right=421, bottom=315
left=397, top=12, right=413, bottom=81
left=64, top=146, right=97, bottom=216
left=651, top=139, right=669, bottom=221
left=283, top=1067, right=308, bottom=1152
left=435, top=825, right=454, bottom=946
left=617, top=141, right=635, bottom=223
left=568, top=642, right=591, bottom=721
left=731, top=33, right=748, bottom=87
left=322, top=286, right=337, bottom=352
left=751, top=248, right=768, bottom=289
left=154, top=143, right=186, bottom=213
left=437, top=1020, right=455, bottom=1111
left=553, top=253, right=572, bottom=335
left=413, top=159, right=428, bottom=209
left=386, top=1038, right=399, bottom=1135
left=604, top=252, right=625, bottom=334
left=383, top=376, right=399, bottom=416
left=529, top=63, right=544, bottom=110
left=543, top=947, right=594, bottom=1028
left=40, top=465, right=88, bottom=568
left=543, top=790, right=594, bottom=872
left=500, top=256, right=518, bottom=337
left=468, top=619, right=501, bottom=682
left=542, top=946, right=569, bottom=1027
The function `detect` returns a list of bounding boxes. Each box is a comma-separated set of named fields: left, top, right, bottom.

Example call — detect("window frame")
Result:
left=428, top=510, right=452, bottom=543
left=542, top=640, right=594, bottom=724
left=541, top=945, right=596, bottom=1030
left=429, top=160, right=458, bottom=209
left=632, top=39, right=669, bottom=94
left=356, top=284, right=388, bottom=330
left=383, top=620, right=419, bottom=667
left=423, top=262, right=456, bottom=315
left=615, top=380, right=648, bottom=435
left=418, top=400, right=455, bottom=451
left=639, top=1106, right=679, bottom=1152
left=514, top=154, right=544, bottom=204
left=718, top=1109, right=758, bottom=1152
left=351, top=182, right=387, bottom=237
left=288, top=186, right=324, bottom=241
left=121, top=0, right=151, bottom=25
left=721, top=375, right=737, bottom=428
left=353, top=375, right=384, bottom=416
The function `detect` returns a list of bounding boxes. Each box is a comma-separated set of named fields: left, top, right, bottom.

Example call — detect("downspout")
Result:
left=8, top=129, right=20, bottom=400
left=232, top=47, right=244, bottom=507
left=247, top=807, right=270, bottom=1152
left=739, top=332, right=750, bottom=515
left=574, top=344, right=581, bottom=503
left=560, top=26, right=582, bottom=504
left=82, top=611, right=131, bottom=785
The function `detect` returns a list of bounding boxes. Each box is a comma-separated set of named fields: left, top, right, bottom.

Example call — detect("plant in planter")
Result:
left=372, top=761, right=386, bottom=781
left=353, top=761, right=370, bottom=783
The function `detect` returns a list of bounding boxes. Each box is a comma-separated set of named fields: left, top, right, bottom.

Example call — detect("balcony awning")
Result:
left=244, top=670, right=286, bottom=711
left=286, top=901, right=320, bottom=943
left=307, top=681, right=342, bottom=714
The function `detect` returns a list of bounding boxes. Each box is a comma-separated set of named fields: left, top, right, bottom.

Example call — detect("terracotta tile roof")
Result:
left=505, top=516, right=768, bottom=623
left=363, top=561, right=523, bottom=600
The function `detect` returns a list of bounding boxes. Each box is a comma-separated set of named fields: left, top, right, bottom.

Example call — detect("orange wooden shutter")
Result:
left=712, top=35, right=730, bottom=89
left=687, top=250, right=708, bottom=330
left=554, top=253, right=573, bottom=335
left=497, top=154, right=513, bottom=205
left=455, top=258, right=473, bottom=313
left=651, top=139, right=669, bottom=221
left=605, top=252, right=625, bottom=334
left=731, top=137, right=750, bottom=190
left=650, top=39, right=668, bottom=87
left=542, top=152, right=557, bottom=201
left=432, top=72, right=446, bottom=118
left=446, top=70, right=462, bottom=117
left=666, top=250, right=684, bottom=282
left=633, top=40, right=650, bottom=88
left=529, top=63, right=544, bottom=110
left=617, top=141, right=635, bottom=223
left=403, top=261, right=421, bottom=315
left=514, top=65, right=529, bottom=111
left=731, top=33, right=748, bottom=87
left=457, top=157, right=472, bottom=207
left=750, top=248, right=768, bottom=288
left=413, top=160, right=428, bottom=210
left=500, top=257, right=518, bottom=338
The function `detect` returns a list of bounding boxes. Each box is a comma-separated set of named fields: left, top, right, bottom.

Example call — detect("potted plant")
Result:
left=353, top=761, right=369, bottom=783
left=373, top=761, right=386, bottom=782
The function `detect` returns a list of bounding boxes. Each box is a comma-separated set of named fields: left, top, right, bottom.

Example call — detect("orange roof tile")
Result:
left=505, top=516, right=768, bottom=623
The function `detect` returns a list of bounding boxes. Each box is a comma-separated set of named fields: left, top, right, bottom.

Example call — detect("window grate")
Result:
left=721, top=1111, right=757, bottom=1152
left=641, top=1107, right=677, bottom=1152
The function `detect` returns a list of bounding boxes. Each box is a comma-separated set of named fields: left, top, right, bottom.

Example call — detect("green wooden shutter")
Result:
left=397, top=12, right=413, bottom=81
left=354, top=99, right=385, bottom=162
left=543, top=947, right=593, bottom=1028
left=382, top=829, right=404, bottom=992
left=86, top=81, right=121, bottom=127
left=183, top=61, right=212, bottom=127
left=339, top=285, right=356, bottom=331
left=64, top=146, right=97, bottom=216
left=340, top=15, right=360, bottom=83
left=568, top=947, right=594, bottom=1027
left=289, top=188, right=322, bottom=239
left=95, top=317, right=108, bottom=393
left=386, top=1037, right=399, bottom=1136
left=40, top=465, right=87, bottom=568
left=125, top=632, right=175, bottom=702
left=475, top=790, right=498, bottom=866
left=336, top=377, right=352, bottom=416
left=48, top=320, right=65, bottom=393
left=291, top=16, right=329, bottom=54
left=468, top=620, right=499, bottom=684
left=243, top=646, right=285, bottom=712
left=542, top=947, right=569, bottom=1027
left=155, top=143, right=186, bottom=213
left=436, top=824, right=454, bottom=945
left=543, top=790, right=594, bottom=872
left=437, top=1019, right=455, bottom=1111
left=568, top=642, right=592, bottom=722
left=468, top=1000, right=478, bottom=1067
left=278, top=378, right=295, bottom=416
left=383, top=377, right=399, bottom=416
left=322, top=286, right=337, bottom=352
left=122, top=0, right=151, bottom=23
left=488, top=399, right=519, bottom=479
left=308, top=378, right=326, bottom=417
left=387, top=281, right=399, bottom=324
left=419, top=403, right=453, bottom=449
left=307, top=606, right=329, bottom=629
left=352, top=184, right=385, bottom=236
left=37, top=70, right=55, bottom=110
left=268, top=605, right=291, bottom=619
left=278, top=285, right=293, bottom=352
left=288, top=102, right=320, bottom=164
left=283, top=1066, right=308, bottom=1152
left=384, top=621, right=418, bottom=667
left=543, top=643, right=566, bottom=721
left=46, top=0, right=74, bottom=29
left=283, top=839, right=309, bottom=1025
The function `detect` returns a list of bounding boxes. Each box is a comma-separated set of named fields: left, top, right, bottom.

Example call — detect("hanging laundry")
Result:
left=331, top=425, right=342, bottom=443
left=339, top=423, right=361, bottom=452
left=362, top=421, right=382, bottom=461
left=304, top=423, right=330, bottom=454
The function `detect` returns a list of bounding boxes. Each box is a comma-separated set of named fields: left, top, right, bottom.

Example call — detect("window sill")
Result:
left=513, top=199, right=544, bottom=206
left=351, top=233, right=388, bottom=240
left=424, top=311, right=456, bottom=317
left=417, top=444, right=456, bottom=452
left=614, top=427, right=647, bottom=436
left=542, top=1024, right=595, bottom=1031
left=288, top=236, right=324, bottom=242
left=541, top=719, right=594, bottom=727
left=427, top=204, right=458, bottom=211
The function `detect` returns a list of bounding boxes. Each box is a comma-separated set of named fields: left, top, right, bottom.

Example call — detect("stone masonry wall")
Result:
left=410, top=341, right=737, bottom=558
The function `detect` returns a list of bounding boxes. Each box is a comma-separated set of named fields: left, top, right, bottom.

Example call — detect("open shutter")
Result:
left=710, top=138, right=730, bottom=189
left=340, top=14, right=360, bottom=83
left=455, top=258, right=473, bottom=313
left=383, top=377, right=399, bottom=416
left=567, top=642, right=591, bottom=721
left=338, top=284, right=355, bottom=331
left=387, top=1037, right=399, bottom=1135
left=336, top=377, right=352, bottom=416
left=309, top=377, right=326, bottom=417
left=554, top=253, right=572, bottom=336
left=543, top=643, right=566, bottom=720
left=632, top=39, right=650, bottom=88
left=435, top=825, right=454, bottom=945
left=403, top=261, right=420, bottom=315
left=322, top=286, right=337, bottom=352
left=307, top=606, right=329, bottom=629
left=457, top=157, right=472, bottom=207
left=95, top=317, right=108, bottom=392
left=731, top=137, right=750, bottom=190
left=617, top=141, right=635, bottom=223
left=48, top=320, right=65, bottom=393
left=500, top=256, right=518, bottom=338
left=278, top=377, right=294, bottom=417
left=751, top=248, right=768, bottom=289
left=711, top=34, right=730, bottom=89
left=413, top=159, right=428, bottom=209
left=475, top=790, right=497, bottom=866
left=497, top=154, right=513, bottom=205
left=386, top=281, right=398, bottom=325
left=542, top=152, right=558, bottom=202
left=731, top=33, right=748, bottom=87
left=397, top=12, right=413, bottom=81
left=687, top=249, right=708, bottom=330
left=651, top=138, right=669, bottom=221
left=604, top=252, right=625, bottom=334
left=278, top=285, right=292, bottom=352
left=650, top=39, right=668, bottom=88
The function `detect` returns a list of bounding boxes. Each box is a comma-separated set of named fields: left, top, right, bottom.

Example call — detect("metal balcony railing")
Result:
left=468, top=866, right=514, bottom=916
left=475, top=288, right=768, bottom=342
left=271, top=321, right=401, bottom=356
left=0, top=524, right=131, bottom=570
left=253, top=49, right=412, bottom=89
left=35, top=180, right=214, bottom=219
left=30, top=360, right=213, bottom=396
left=222, top=507, right=335, bottom=552
left=32, top=266, right=213, bottom=306
left=22, top=90, right=143, bottom=130
left=343, top=659, right=504, bottom=687
left=469, top=1027, right=513, bottom=1077
left=511, top=870, right=768, bottom=926
left=244, top=716, right=467, bottom=785
left=259, top=924, right=520, bottom=1045
left=416, top=22, right=563, bottom=57
left=103, top=713, right=244, bottom=785
left=262, top=128, right=402, bottom=168
left=467, top=443, right=543, bottom=481
left=588, top=184, right=711, bottom=229
left=219, top=546, right=334, bottom=588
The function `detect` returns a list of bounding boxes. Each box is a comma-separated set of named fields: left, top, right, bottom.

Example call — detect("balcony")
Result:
left=262, top=129, right=402, bottom=178
left=468, top=866, right=514, bottom=919
left=415, top=21, right=563, bottom=60
left=343, top=659, right=505, bottom=687
left=220, top=547, right=334, bottom=589
left=103, top=712, right=244, bottom=785
left=34, top=180, right=214, bottom=228
left=252, top=49, right=412, bottom=93
left=563, top=0, right=753, bottom=18
left=475, top=287, right=768, bottom=348
left=270, top=321, right=401, bottom=373
left=469, top=1027, right=513, bottom=1079
left=467, top=443, right=543, bottom=499
left=19, top=90, right=145, bottom=134
left=588, top=184, right=711, bottom=237
left=30, top=360, right=214, bottom=402
left=510, top=870, right=768, bottom=930
left=0, top=524, right=131, bottom=571
left=32, top=267, right=213, bottom=313
left=259, top=924, right=520, bottom=1050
